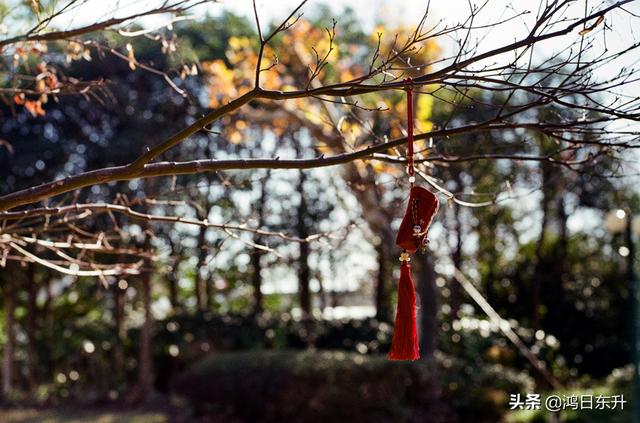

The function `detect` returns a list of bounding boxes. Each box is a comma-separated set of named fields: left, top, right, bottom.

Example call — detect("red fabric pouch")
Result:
left=395, top=186, right=439, bottom=253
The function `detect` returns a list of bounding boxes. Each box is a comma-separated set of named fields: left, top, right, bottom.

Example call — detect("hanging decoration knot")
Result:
left=388, top=77, right=439, bottom=362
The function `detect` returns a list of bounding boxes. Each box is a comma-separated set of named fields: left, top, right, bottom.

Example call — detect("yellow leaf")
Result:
left=370, top=161, right=401, bottom=175
left=317, top=142, right=333, bottom=154
left=417, top=94, right=433, bottom=122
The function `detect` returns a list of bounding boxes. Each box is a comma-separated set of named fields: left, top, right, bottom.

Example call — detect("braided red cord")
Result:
left=405, top=79, right=414, bottom=179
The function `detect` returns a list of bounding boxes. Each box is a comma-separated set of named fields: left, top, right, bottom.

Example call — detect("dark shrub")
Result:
left=173, top=350, right=446, bottom=423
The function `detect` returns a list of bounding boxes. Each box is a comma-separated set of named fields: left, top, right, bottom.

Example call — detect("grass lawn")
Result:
left=0, top=408, right=168, bottom=423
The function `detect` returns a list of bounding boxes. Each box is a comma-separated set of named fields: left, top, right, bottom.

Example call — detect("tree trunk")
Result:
left=42, top=272, right=54, bottom=380
left=417, top=253, right=439, bottom=359
left=167, top=265, right=179, bottom=311
left=317, top=271, right=327, bottom=312
left=2, top=274, right=16, bottom=400
left=374, top=232, right=393, bottom=323
left=250, top=249, right=264, bottom=315
left=25, top=262, right=38, bottom=391
left=194, top=225, right=207, bottom=312
left=297, top=170, right=311, bottom=315
left=205, top=274, right=214, bottom=310
left=137, top=231, right=154, bottom=401
left=113, top=279, right=126, bottom=383
left=546, top=195, right=568, bottom=326
left=450, top=198, right=463, bottom=318
left=532, top=162, right=552, bottom=329
left=483, top=213, right=499, bottom=306
left=556, top=195, right=569, bottom=271
left=165, top=237, right=181, bottom=311
left=251, top=170, right=270, bottom=315
left=298, top=242, right=311, bottom=314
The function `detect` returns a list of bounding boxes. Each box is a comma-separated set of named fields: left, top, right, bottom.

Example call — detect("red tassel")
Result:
left=388, top=259, right=419, bottom=361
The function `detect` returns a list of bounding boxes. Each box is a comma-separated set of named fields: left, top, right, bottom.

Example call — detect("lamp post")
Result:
left=605, top=209, right=640, bottom=423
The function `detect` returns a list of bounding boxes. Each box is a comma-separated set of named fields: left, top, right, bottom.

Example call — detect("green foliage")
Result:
left=154, top=313, right=393, bottom=355
left=175, top=12, right=255, bottom=61
left=507, top=232, right=629, bottom=378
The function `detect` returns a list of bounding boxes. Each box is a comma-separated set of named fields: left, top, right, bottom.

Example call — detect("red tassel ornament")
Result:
left=388, top=79, right=439, bottom=361
left=389, top=253, right=419, bottom=360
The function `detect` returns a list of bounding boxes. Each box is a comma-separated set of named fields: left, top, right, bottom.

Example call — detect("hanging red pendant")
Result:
left=388, top=79, right=439, bottom=361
